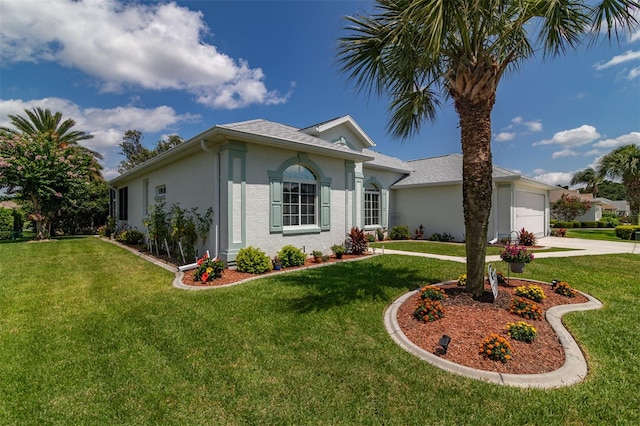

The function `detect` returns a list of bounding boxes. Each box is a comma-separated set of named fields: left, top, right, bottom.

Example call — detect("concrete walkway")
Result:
left=377, top=236, right=639, bottom=263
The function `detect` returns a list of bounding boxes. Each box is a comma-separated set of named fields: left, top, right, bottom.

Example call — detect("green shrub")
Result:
left=597, top=221, right=607, bottom=228
left=553, top=221, right=573, bottom=229
left=0, top=208, right=13, bottom=240
left=615, top=225, right=640, bottom=240
left=581, top=221, right=598, bottom=228
left=97, top=225, right=108, bottom=237
left=571, top=220, right=581, bottom=228
left=348, top=227, right=369, bottom=254
left=235, top=246, right=273, bottom=274
left=115, top=229, right=145, bottom=245
left=389, top=225, right=411, bottom=240
left=277, top=245, right=306, bottom=268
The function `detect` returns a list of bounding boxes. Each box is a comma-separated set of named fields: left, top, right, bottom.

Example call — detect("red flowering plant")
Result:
left=193, top=252, right=225, bottom=282
left=500, top=245, right=534, bottom=264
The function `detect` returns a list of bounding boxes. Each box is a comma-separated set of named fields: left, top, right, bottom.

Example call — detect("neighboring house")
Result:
left=596, top=197, right=630, bottom=217
left=549, top=189, right=600, bottom=222
left=109, top=116, right=555, bottom=264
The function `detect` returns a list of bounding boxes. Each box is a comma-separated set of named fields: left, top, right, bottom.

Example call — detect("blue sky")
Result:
left=1, top=0, right=638, bottom=184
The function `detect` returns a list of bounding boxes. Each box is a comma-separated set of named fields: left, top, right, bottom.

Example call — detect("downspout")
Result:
left=201, top=139, right=220, bottom=259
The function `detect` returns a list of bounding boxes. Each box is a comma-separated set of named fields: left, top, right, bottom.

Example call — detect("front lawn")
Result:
left=566, top=228, right=635, bottom=242
left=1, top=237, right=639, bottom=424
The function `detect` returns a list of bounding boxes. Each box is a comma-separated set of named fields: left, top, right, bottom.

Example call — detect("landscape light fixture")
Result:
left=551, top=279, right=559, bottom=289
left=438, top=335, right=451, bottom=355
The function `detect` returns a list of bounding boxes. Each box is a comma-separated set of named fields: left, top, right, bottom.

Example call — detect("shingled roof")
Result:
left=362, top=148, right=412, bottom=173
left=391, top=154, right=533, bottom=188
left=217, top=119, right=372, bottom=160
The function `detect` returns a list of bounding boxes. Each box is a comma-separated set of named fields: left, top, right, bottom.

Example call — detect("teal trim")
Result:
left=269, top=154, right=331, bottom=233
left=381, top=188, right=388, bottom=228
left=222, top=142, right=247, bottom=251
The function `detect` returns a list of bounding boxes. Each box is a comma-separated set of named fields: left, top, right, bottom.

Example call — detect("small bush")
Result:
left=429, top=232, right=455, bottom=242
left=554, top=221, right=573, bottom=229
left=596, top=221, right=607, bottom=228
left=376, top=227, right=386, bottom=241
left=509, top=297, right=542, bottom=320
left=0, top=208, right=14, bottom=240
left=97, top=225, right=108, bottom=237
left=414, top=224, right=425, bottom=239
left=115, top=229, right=145, bottom=245
left=348, top=227, right=369, bottom=254
left=277, top=245, right=307, bottom=268
left=506, top=321, right=538, bottom=343
left=419, top=285, right=447, bottom=301
left=571, top=220, right=581, bottom=228
left=514, top=285, right=546, bottom=302
left=555, top=281, right=577, bottom=298
left=517, top=227, right=537, bottom=246
left=551, top=228, right=567, bottom=237
left=615, top=225, right=640, bottom=240
left=479, top=334, right=512, bottom=362
left=581, top=221, right=598, bottom=228
left=235, top=246, right=273, bottom=274
left=413, top=299, right=445, bottom=322
left=366, top=233, right=376, bottom=243
left=389, top=225, right=411, bottom=240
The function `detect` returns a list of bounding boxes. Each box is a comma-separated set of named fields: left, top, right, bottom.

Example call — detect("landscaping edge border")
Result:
left=383, top=278, right=603, bottom=389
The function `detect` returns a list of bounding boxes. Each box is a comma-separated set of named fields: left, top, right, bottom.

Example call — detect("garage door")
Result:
left=515, top=190, right=545, bottom=236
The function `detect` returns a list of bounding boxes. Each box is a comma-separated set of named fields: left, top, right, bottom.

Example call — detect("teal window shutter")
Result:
left=320, top=182, right=331, bottom=230
left=381, top=189, right=388, bottom=228
left=270, top=178, right=283, bottom=233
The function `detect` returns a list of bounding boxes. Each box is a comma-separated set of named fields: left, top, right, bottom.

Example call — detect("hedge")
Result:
left=0, top=208, right=12, bottom=239
left=581, top=221, right=599, bottom=228
left=615, top=225, right=640, bottom=240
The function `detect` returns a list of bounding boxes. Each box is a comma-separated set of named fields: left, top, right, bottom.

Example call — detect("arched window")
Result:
left=364, top=182, right=380, bottom=226
left=283, top=165, right=317, bottom=227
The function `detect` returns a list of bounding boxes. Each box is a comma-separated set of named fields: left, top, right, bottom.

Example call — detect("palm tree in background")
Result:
left=1, top=107, right=103, bottom=179
left=338, top=0, right=638, bottom=296
left=570, top=167, right=604, bottom=198
left=598, top=144, right=640, bottom=222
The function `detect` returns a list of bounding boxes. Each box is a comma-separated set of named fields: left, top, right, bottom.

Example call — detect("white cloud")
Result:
left=552, top=149, right=579, bottom=159
left=584, top=149, right=603, bottom=156
left=533, top=168, right=546, bottom=175
left=511, top=116, right=523, bottom=125
left=524, top=121, right=543, bottom=132
left=494, top=132, right=515, bottom=142
left=533, top=125, right=601, bottom=147
left=594, top=50, right=640, bottom=70
left=0, top=97, right=199, bottom=179
left=626, top=67, right=640, bottom=80
left=0, top=0, right=288, bottom=109
left=593, top=131, right=640, bottom=149
left=533, top=171, right=574, bottom=187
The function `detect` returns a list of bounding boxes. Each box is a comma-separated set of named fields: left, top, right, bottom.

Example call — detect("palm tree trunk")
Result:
left=455, top=98, right=495, bottom=297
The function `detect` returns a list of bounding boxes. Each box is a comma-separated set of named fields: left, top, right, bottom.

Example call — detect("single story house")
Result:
left=109, top=116, right=556, bottom=264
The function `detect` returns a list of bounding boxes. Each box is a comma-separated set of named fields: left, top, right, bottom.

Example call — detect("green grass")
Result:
left=1, top=237, right=639, bottom=424
left=369, top=240, right=571, bottom=256
left=566, top=227, right=635, bottom=242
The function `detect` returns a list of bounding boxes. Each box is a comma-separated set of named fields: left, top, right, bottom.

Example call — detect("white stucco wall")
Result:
left=393, top=185, right=467, bottom=241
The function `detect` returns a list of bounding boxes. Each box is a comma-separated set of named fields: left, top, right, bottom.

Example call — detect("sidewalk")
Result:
left=375, top=236, right=639, bottom=263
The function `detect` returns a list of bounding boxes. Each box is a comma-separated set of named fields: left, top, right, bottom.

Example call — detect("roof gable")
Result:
left=300, top=115, right=375, bottom=150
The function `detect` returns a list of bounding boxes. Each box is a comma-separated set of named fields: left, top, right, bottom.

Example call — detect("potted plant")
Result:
left=272, top=256, right=282, bottom=270
left=312, top=250, right=323, bottom=263
left=331, top=244, right=346, bottom=259
left=499, top=245, right=534, bottom=273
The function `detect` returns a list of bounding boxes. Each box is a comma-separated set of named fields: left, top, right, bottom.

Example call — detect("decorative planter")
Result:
left=510, top=263, right=526, bottom=273
left=273, top=263, right=281, bottom=270
left=335, top=253, right=343, bottom=259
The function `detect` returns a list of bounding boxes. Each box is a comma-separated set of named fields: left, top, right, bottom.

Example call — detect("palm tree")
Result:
left=598, top=144, right=640, bottom=222
left=338, top=0, right=637, bottom=296
left=1, top=107, right=103, bottom=179
left=570, top=168, right=603, bottom=198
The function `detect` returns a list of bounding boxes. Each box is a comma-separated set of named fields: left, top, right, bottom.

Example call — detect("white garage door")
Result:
left=515, top=190, right=545, bottom=236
